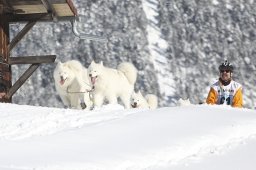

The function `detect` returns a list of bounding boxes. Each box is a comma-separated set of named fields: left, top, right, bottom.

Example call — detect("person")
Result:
left=206, top=60, right=243, bottom=108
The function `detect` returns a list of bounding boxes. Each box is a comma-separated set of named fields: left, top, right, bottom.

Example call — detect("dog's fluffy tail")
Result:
left=145, top=94, right=158, bottom=109
left=117, top=62, right=137, bottom=85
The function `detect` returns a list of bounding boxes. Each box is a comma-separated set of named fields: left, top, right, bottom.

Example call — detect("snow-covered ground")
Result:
left=0, top=103, right=256, bottom=170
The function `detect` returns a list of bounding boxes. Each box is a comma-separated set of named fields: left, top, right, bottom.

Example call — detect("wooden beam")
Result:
left=12, top=4, right=47, bottom=14
left=0, top=14, right=11, bottom=102
left=8, top=0, right=76, bottom=16
left=41, top=0, right=54, bottom=12
left=41, top=0, right=57, bottom=20
left=0, top=15, right=9, bottom=62
left=3, top=0, right=77, bottom=20
left=8, top=13, right=74, bottom=22
left=53, top=3, right=75, bottom=17
left=8, top=21, right=36, bottom=52
left=8, top=0, right=44, bottom=6
left=9, top=55, right=56, bottom=64
left=0, top=5, right=3, bottom=14
left=6, top=63, right=40, bottom=99
left=2, top=0, right=12, bottom=8
left=66, top=0, right=77, bottom=16
left=1, top=0, right=15, bottom=14
left=9, top=0, right=68, bottom=6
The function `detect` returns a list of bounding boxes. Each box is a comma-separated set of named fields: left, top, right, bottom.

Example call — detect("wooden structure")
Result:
left=0, top=0, right=77, bottom=102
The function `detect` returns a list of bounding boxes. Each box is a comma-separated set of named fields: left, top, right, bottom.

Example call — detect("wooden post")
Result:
left=0, top=15, right=11, bottom=102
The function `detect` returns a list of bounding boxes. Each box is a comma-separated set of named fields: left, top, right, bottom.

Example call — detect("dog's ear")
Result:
left=56, top=61, right=62, bottom=67
left=91, top=60, right=95, bottom=65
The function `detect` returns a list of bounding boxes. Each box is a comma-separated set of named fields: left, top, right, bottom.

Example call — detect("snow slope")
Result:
left=0, top=103, right=256, bottom=170
left=142, top=0, right=175, bottom=100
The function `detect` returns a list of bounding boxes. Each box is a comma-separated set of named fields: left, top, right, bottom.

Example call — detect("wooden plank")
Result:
left=2, top=0, right=13, bottom=8
left=6, top=63, right=39, bottom=99
left=53, top=3, right=74, bottom=16
left=8, top=21, right=36, bottom=52
left=9, top=0, right=67, bottom=5
left=0, top=16, right=9, bottom=61
left=4, top=0, right=77, bottom=21
left=9, top=0, right=76, bottom=16
left=9, top=55, right=56, bottom=64
left=0, top=4, right=4, bottom=14
left=0, top=14, right=11, bottom=102
left=52, top=0, right=69, bottom=3
left=66, top=0, right=77, bottom=16
left=12, top=4, right=75, bottom=16
left=12, top=4, right=47, bottom=14
left=8, top=13, right=74, bottom=22
left=8, top=13, right=49, bottom=22
left=9, top=0, right=44, bottom=6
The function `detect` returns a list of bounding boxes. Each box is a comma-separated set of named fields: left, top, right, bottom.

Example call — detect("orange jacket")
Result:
left=206, top=80, right=243, bottom=108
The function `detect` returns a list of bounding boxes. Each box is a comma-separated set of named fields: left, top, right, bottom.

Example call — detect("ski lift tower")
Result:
left=0, top=0, right=77, bottom=103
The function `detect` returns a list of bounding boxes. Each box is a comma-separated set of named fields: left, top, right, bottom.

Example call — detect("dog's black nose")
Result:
left=81, top=102, right=87, bottom=109
left=131, top=102, right=137, bottom=108
left=89, top=74, right=92, bottom=77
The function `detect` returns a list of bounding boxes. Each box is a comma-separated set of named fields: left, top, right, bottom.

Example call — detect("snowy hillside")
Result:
left=0, top=103, right=256, bottom=170
left=9, top=0, right=256, bottom=109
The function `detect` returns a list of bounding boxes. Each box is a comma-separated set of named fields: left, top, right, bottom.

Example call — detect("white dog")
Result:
left=177, top=98, right=191, bottom=106
left=53, top=60, right=93, bottom=110
left=88, top=61, right=137, bottom=109
left=131, top=91, right=158, bottom=109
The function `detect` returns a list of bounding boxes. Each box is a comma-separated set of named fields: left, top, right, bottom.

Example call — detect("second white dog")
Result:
left=88, top=61, right=137, bottom=109
left=131, top=91, right=158, bottom=109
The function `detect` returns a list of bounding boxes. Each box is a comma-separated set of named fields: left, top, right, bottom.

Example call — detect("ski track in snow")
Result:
left=0, top=103, right=138, bottom=140
left=1, top=103, right=256, bottom=170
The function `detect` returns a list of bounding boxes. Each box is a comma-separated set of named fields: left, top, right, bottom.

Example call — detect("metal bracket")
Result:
left=71, top=17, right=107, bottom=42
left=41, top=0, right=58, bottom=21
left=0, top=57, right=8, bottom=66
